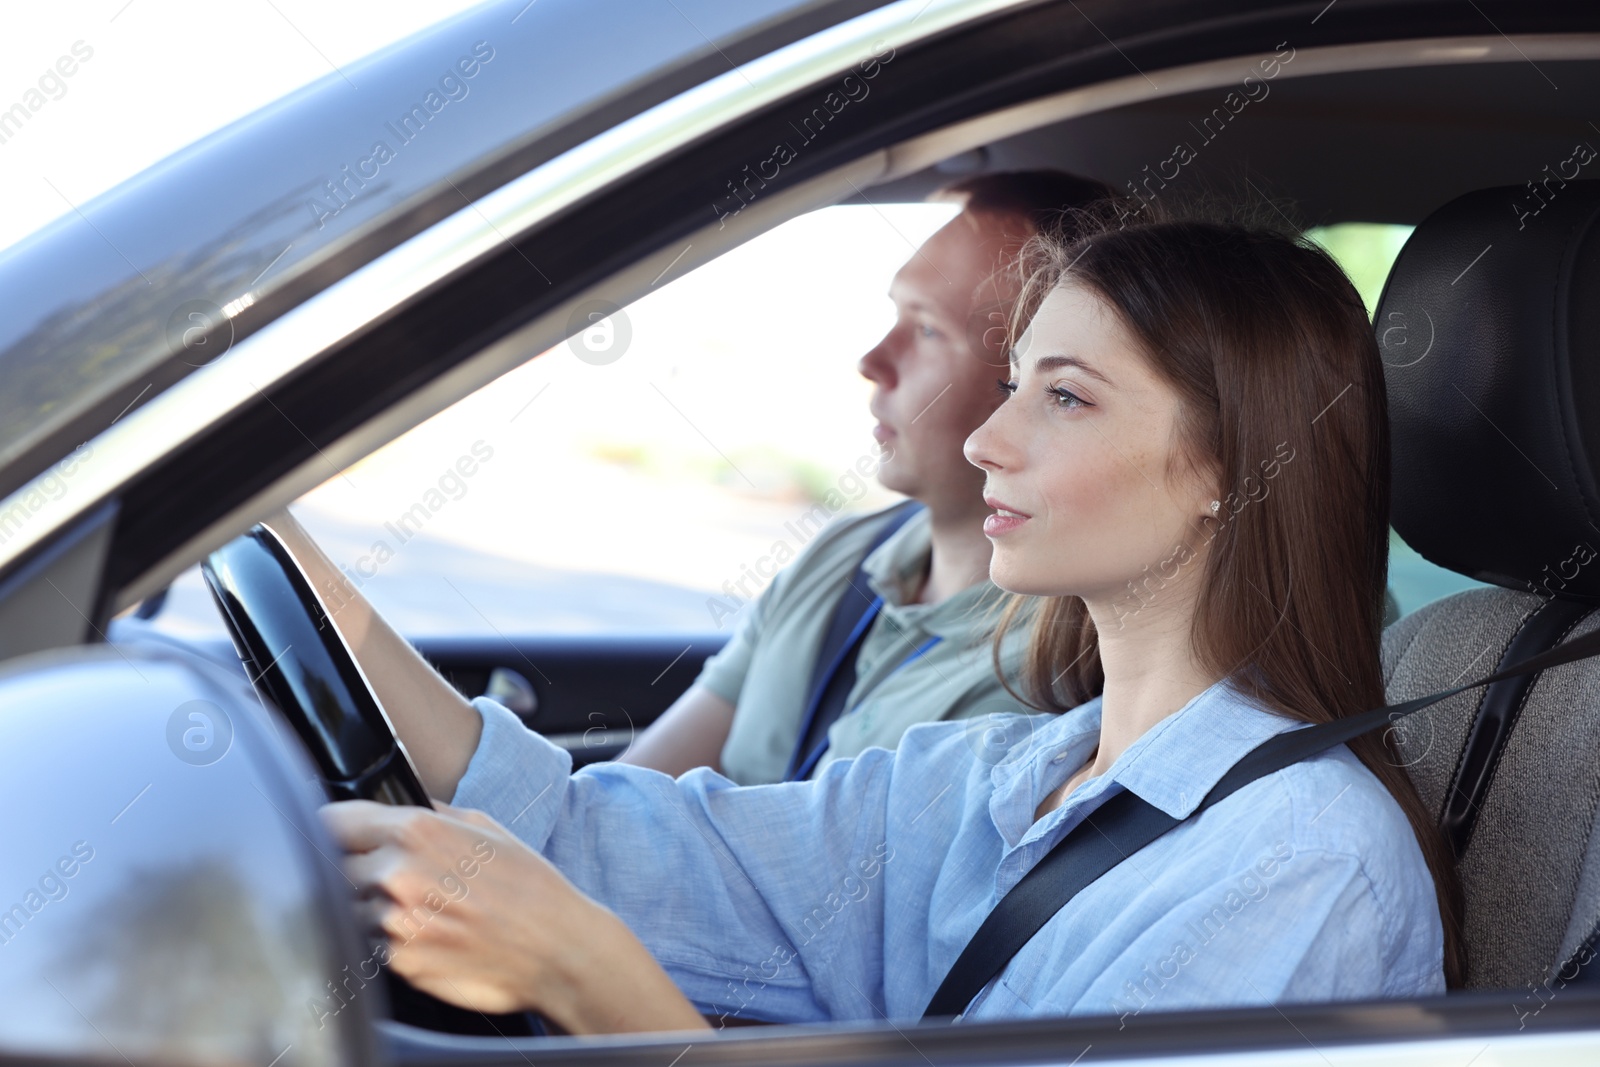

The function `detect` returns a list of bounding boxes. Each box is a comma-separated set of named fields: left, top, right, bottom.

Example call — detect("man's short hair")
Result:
left=932, top=169, right=1112, bottom=237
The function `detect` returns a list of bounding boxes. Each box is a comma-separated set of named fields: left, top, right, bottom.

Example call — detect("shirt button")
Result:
left=1051, top=751, right=1068, bottom=764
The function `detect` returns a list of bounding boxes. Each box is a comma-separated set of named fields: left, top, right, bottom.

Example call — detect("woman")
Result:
left=321, top=211, right=1462, bottom=1035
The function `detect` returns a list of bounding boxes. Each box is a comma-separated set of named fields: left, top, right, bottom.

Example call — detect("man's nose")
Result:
left=858, top=332, right=897, bottom=386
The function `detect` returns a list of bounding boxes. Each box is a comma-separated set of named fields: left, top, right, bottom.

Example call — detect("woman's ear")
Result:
left=1200, top=480, right=1226, bottom=527
left=1184, top=469, right=1227, bottom=547
left=1186, top=464, right=1225, bottom=525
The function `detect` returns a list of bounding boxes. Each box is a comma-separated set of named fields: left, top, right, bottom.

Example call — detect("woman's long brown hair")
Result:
left=989, top=206, right=1466, bottom=988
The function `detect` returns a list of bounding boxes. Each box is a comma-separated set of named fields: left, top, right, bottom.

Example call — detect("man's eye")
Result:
left=995, top=377, right=1018, bottom=395
left=918, top=323, right=942, bottom=339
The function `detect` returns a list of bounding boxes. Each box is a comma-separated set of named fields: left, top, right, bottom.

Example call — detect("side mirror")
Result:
left=0, top=644, right=383, bottom=1066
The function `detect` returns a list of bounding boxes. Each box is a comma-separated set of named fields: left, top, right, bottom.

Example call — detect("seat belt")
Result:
left=922, top=619, right=1600, bottom=1019
left=1438, top=597, right=1595, bottom=859
left=784, top=500, right=925, bottom=782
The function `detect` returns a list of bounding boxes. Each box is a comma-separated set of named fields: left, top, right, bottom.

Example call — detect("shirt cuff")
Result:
left=449, top=695, right=572, bottom=851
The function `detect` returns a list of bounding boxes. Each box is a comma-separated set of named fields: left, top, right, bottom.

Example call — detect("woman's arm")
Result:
left=322, top=799, right=711, bottom=1034
left=261, top=506, right=482, bottom=800
left=324, top=692, right=912, bottom=1027
left=616, top=685, right=735, bottom=776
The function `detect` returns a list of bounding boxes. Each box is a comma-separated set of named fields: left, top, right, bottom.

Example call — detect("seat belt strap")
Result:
left=922, top=620, right=1600, bottom=1020
left=784, top=501, right=924, bottom=782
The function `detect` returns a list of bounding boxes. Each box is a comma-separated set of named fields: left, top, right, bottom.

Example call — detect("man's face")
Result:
left=859, top=211, right=1027, bottom=520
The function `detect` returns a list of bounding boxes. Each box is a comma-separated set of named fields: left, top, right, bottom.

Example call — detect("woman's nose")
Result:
left=964, top=404, right=1010, bottom=472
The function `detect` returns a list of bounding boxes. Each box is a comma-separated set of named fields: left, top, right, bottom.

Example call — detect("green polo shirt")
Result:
left=697, top=502, right=1031, bottom=785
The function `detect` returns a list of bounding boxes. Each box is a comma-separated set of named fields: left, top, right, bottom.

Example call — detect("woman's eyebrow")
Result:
left=1032, top=354, right=1114, bottom=387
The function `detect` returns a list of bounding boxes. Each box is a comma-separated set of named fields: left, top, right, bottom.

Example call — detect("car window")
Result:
left=139, top=211, right=1489, bottom=643
left=1307, top=222, right=1489, bottom=621
left=143, top=202, right=959, bottom=642
left=0, top=0, right=812, bottom=509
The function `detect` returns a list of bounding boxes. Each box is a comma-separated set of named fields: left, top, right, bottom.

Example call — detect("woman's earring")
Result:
left=1208, top=500, right=1221, bottom=515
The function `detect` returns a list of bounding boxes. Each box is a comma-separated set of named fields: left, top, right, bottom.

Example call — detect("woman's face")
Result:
left=963, top=282, right=1218, bottom=615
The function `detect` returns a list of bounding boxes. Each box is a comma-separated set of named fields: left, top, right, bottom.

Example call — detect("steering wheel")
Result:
left=202, top=521, right=545, bottom=1038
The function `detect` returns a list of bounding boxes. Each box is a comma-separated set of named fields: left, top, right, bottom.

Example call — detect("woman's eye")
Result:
left=918, top=323, right=942, bottom=339
left=1048, top=385, right=1091, bottom=410
left=995, top=377, right=1018, bottom=396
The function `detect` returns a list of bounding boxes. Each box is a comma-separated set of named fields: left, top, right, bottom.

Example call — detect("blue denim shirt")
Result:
left=451, top=677, right=1445, bottom=1024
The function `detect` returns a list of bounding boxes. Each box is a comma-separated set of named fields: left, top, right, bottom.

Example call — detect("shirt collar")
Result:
left=861, top=506, right=1011, bottom=641
left=1102, top=678, right=1302, bottom=818
left=989, top=676, right=1304, bottom=833
left=861, top=506, right=931, bottom=604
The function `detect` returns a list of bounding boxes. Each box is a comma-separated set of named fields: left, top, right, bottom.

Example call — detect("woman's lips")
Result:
left=983, top=495, right=1030, bottom=537
left=872, top=421, right=895, bottom=443
left=983, top=511, right=1028, bottom=536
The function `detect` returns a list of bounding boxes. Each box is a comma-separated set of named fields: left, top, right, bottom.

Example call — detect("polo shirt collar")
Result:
left=861, top=506, right=1010, bottom=641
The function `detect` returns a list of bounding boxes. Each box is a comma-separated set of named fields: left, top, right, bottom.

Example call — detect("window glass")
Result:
left=1305, top=222, right=1412, bottom=317
left=142, top=212, right=1495, bottom=642
left=144, top=203, right=959, bottom=641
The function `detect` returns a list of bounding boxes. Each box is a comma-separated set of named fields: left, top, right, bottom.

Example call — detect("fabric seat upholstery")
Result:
left=1384, top=590, right=1600, bottom=987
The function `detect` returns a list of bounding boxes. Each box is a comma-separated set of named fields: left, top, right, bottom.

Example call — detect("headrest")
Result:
left=1379, top=180, right=1600, bottom=602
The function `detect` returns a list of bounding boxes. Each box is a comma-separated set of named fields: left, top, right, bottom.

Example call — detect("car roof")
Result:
left=863, top=56, right=1600, bottom=227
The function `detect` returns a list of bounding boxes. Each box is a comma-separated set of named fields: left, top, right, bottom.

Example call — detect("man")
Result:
left=620, top=171, right=1111, bottom=783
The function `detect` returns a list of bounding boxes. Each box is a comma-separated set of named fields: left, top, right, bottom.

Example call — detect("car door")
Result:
left=419, top=633, right=726, bottom=766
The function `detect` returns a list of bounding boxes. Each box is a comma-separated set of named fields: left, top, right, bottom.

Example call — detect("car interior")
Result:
left=28, top=14, right=1600, bottom=1064
left=362, top=49, right=1599, bottom=1033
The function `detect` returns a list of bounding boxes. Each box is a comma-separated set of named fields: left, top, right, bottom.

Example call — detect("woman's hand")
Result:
left=320, top=799, right=711, bottom=1035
